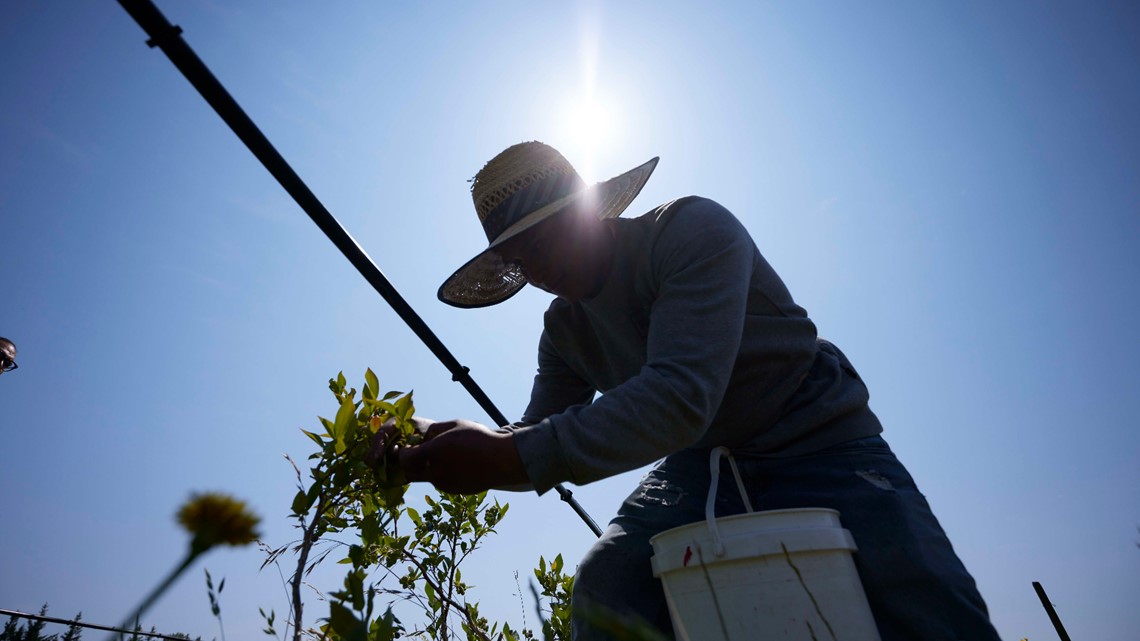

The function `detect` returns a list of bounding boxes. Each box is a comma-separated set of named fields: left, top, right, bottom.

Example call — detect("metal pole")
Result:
left=1032, top=581, right=1072, bottom=641
left=114, top=0, right=602, bottom=538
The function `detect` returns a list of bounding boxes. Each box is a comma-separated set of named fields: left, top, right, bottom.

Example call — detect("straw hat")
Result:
left=438, top=142, right=658, bottom=308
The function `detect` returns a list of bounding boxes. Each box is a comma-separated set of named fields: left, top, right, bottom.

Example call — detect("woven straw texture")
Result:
left=471, top=142, right=576, bottom=222
left=439, top=147, right=659, bottom=308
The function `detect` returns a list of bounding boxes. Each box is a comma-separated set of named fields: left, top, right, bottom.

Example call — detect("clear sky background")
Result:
left=2, top=1, right=1138, bottom=640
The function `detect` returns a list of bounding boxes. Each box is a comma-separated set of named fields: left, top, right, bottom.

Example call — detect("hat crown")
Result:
left=471, top=142, right=585, bottom=225
left=439, top=142, right=658, bottom=308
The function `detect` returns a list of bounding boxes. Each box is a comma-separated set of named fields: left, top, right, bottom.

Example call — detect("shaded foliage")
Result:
left=0, top=605, right=77, bottom=641
left=263, top=370, right=581, bottom=641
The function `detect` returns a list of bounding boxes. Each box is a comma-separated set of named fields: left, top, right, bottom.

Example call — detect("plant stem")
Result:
left=107, top=552, right=197, bottom=641
left=403, top=554, right=492, bottom=641
left=439, top=539, right=458, bottom=641
left=292, top=507, right=324, bottom=641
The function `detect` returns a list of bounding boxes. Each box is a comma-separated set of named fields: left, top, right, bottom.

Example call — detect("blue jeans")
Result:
left=571, top=436, right=1001, bottom=641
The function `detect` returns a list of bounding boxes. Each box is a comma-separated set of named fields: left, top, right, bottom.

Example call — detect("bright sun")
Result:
left=554, top=7, right=624, bottom=184
left=559, top=93, right=617, bottom=184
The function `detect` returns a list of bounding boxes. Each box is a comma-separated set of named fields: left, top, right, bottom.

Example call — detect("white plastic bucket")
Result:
left=649, top=447, right=881, bottom=641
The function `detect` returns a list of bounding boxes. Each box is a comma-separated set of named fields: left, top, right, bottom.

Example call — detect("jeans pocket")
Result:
left=637, top=478, right=686, bottom=507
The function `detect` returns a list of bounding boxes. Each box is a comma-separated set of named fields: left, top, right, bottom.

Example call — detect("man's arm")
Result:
left=493, top=329, right=596, bottom=491
left=392, top=329, right=596, bottom=494
left=391, top=200, right=755, bottom=496
left=519, top=329, right=597, bottom=423
left=513, top=199, right=756, bottom=494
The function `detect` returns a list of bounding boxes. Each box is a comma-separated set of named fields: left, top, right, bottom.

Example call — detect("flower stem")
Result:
left=107, top=551, right=199, bottom=641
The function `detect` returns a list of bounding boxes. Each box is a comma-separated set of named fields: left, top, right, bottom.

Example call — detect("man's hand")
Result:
left=363, top=415, right=436, bottom=473
left=398, top=419, right=529, bottom=494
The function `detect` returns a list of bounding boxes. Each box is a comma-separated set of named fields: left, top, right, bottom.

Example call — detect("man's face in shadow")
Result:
left=0, top=339, right=17, bottom=375
left=492, top=203, right=616, bottom=303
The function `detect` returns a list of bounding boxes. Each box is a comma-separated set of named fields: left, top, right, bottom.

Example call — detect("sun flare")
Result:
left=558, top=93, right=618, bottom=184
left=550, top=5, right=627, bottom=184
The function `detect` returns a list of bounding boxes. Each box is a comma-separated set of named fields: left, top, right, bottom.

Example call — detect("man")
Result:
left=385, top=142, right=1000, bottom=640
left=0, top=337, right=17, bottom=375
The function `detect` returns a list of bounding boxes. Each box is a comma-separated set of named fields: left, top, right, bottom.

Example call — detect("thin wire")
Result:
left=0, top=608, right=191, bottom=641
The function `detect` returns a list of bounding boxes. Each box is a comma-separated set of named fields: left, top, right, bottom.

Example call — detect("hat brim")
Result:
left=438, top=157, right=659, bottom=308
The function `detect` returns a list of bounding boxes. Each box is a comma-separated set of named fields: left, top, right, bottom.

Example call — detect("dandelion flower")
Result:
left=112, top=492, right=262, bottom=639
left=177, top=492, right=261, bottom=553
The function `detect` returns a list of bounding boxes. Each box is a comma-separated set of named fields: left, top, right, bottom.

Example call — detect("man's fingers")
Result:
left=399, top=441, right=432, bottom=481
left=425, top=420, right=458, bottom=440
left=364, top=423, right=399, bottom=467
left=374, top=418, right=495, bottom=489
left=409, top=416, right=435, bottom=435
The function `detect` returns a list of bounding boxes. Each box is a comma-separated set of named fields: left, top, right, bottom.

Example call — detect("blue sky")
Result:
left=2, top=1, right=1138, bottom=639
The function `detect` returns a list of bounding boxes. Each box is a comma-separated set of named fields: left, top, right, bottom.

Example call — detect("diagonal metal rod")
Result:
left=1032, top=581, right=1072, bottom=641
left=114, top=0, right=602, bottom=538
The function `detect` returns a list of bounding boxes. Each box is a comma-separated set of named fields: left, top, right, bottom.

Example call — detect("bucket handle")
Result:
left=706, top=446, right=753, bottom=557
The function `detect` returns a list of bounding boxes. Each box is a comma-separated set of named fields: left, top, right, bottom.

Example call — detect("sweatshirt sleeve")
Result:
left=513, top=199, right=755, bottom=494
left=518, top=330, right=597, bottom=425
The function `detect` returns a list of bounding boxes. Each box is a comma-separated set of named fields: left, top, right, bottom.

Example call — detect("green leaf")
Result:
left=291, top=490, right=309, bottom=516
left=306, top=481, right=321, bottom=510
left=328, top=602, right=359, bottom=638
left=423, top=580, right=439, bottom=612
left=406, top=507, right=422, bottom=528
left=301, top=429, right=325, bottom=447
left=369, top=606, right=402, bottom=641
left=348, top=569, right=365, bottom=611
left=393, top=392, right=414, bottom=420
left=360, top=513, right=379, bottom=546
left=363, top=399, right=399, bottom=416
left=379, top=484, right=406, bottom=508
left=348, top=544, right=365, bottom=567
left=333, top=395, right=356, bottom=453
left=364, top=368, right=379, bottom=401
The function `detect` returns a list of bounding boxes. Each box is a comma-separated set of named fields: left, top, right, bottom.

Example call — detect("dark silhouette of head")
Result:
left=0, top=337, right=17, bottom=375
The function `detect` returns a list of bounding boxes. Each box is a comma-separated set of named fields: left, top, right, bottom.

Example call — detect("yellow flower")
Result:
left=177, top=492, right=261, bottom=553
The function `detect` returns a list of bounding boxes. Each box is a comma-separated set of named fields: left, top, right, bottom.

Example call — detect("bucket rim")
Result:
left=648, top=507, right=841, bottom=546
left=649, top=525, right=857, bottom=576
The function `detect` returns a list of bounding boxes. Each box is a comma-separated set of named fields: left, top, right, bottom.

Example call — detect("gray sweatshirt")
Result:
left=512, top=196, right=882, bottom=495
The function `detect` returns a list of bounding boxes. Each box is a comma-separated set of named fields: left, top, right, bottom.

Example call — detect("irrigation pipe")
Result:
left=114, top=0, right=602, bottom=538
